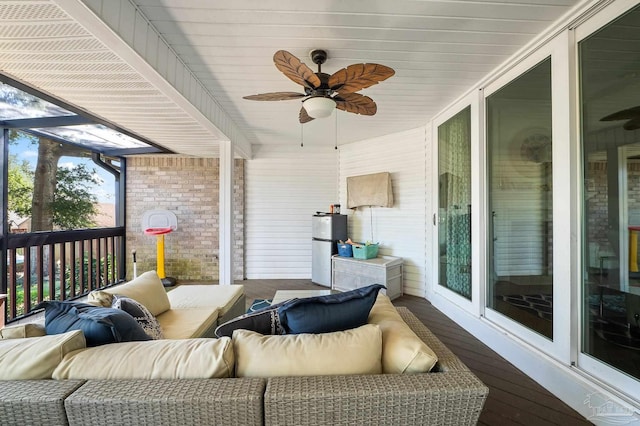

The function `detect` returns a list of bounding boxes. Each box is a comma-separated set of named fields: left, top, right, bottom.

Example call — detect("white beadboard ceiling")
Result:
left=0, top=0, right=587, bottom=156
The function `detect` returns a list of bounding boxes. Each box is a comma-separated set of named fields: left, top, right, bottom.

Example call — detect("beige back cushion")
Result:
left=234, top=324, right=382, bottom=378
left=53, top=337, right=234, bottom=380
left=0, top=323, right=46, bottom=339
left=0, top=330, right=86, bottom=379
left=91, top=271, right=170, bottom=316
left=368, top=294, right=438, bottom=373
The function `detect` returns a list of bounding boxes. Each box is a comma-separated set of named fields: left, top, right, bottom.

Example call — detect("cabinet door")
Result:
left=332, top=259, right=386, bottom=292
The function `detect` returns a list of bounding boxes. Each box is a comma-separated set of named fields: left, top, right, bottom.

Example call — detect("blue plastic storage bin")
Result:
left=337, top=243, right=353, bottom=257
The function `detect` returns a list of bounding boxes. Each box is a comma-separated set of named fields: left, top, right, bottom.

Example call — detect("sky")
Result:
left=11, top=133, right=116, bottom=204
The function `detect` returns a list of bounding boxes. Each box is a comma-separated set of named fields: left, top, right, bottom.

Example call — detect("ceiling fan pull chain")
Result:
left=300, top=122, right=304, bottom=147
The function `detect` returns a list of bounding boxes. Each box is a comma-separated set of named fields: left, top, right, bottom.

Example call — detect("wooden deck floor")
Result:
left=238, top=279, right=592, bottom=425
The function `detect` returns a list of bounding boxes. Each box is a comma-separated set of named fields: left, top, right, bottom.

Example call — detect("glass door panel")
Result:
left=438, top=107, right=472, bottom=299
left=580, top=4, right=640, bottom=380
left=487, top=58, right=554, bottom=339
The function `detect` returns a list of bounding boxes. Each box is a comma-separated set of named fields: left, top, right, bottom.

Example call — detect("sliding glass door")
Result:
left=486, top=58, right=554, bottom=339
left=579, top=3, right=640, bottom=384
left=438, top=107, right=472, bottom=299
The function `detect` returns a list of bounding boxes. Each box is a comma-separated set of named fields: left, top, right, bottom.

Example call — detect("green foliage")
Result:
left=64, top=253, right=115, bottom=294
left=7, top=154, right=33, bottom=217
left=52, top=164, right=100, bottom=229
left=11, top=285, right=50, bottom=317
left=9, top=253, right=115, bottom=317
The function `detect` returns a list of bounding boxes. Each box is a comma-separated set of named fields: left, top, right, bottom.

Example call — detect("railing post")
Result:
left=1, top=129, right=8, bottom=327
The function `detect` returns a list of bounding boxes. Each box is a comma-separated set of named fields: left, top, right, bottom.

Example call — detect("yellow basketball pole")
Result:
left=156, top=234, right=166, bottom=279
left=144, top=226, right=175, bottom=287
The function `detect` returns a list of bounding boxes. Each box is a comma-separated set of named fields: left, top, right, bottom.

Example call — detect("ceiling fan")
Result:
left=600, top=105, right=640, bottom=130
left=243, top=49, right=395, bottom=123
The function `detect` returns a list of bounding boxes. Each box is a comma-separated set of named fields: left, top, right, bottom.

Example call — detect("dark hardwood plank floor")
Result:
left=229, top=279, right=592, bottom=425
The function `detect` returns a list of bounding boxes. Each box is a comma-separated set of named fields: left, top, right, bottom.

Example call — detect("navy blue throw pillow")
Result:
left=277, top=284, right=385, bottom=334
left=39, top=300, right=151, bottom=347
left=214, top=300, right=291, bottom=338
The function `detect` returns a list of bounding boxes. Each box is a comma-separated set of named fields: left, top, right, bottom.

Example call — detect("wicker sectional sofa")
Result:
left=0, top=307, right=487, bottom=426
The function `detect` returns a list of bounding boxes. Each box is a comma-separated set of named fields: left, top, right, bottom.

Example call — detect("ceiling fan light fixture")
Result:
left=303, top=96, right=336, bottom=118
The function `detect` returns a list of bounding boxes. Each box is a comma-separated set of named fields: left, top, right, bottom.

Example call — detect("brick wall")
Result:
left=586, top=160, right=640, bottom=250
left=587, top=161, right=609, bottom=248
left=125, top=156, right=244, bottom=282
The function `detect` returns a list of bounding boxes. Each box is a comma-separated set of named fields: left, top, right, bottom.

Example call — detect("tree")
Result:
left=30, top=138, right=63, bottom=231
left=8, top=132, right=101, bottom=231
left=52, top=164, right=99, bottom=229
left=30, top=137, right=89, bottom=231
left=7, top=155, right=33, bottom=218
left=3, top=86, right=103, bottom=231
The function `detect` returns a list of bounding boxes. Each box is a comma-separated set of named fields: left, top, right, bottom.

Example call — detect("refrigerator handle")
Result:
left=433, top=213, right=436, bottom=226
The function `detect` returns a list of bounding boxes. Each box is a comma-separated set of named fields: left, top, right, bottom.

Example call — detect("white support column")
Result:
left=219, top=140, right=234, bottom=285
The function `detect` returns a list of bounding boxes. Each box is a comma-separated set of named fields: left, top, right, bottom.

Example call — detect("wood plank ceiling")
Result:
left=1, top=0, right=585, bottom=154
left=132, top=0, right=583, bottom=149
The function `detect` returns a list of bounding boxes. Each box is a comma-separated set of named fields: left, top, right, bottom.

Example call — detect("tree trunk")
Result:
left=31, top=139, right=63, bottom=232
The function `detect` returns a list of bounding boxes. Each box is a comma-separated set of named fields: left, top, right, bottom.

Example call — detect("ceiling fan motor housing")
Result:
left=310, top=49, right=328, bottom=65
left=304, top=73, right=332, bottom=96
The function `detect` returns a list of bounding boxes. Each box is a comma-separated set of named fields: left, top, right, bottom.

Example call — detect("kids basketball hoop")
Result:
left=141, top=210, right=177, bottom=287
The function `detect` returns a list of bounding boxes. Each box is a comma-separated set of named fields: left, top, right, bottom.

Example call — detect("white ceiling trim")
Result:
left=54, top=0, right=252, bottom=158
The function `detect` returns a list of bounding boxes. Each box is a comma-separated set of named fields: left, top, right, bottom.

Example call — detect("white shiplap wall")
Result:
left=338, top=127, right=428, bottom=297
left=245, top=144, right=338, bottom=278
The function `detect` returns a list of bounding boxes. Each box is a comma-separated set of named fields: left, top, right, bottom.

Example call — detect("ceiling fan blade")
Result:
left=335, top=92, right=377, bottom=116
left=243, top=92, right=306, bottom=101
left=299, top=106, right=314, bottom=124
left=623, top=116, right=640, bottom=131
left=601, top=105, right=640, bottom=121
left=274, top=50, right=321, bottom=89
left=329, top=63, right=395, bottom=93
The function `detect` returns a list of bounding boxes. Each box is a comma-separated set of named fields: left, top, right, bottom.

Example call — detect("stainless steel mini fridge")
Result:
left=312, top=214, right=347, bottom=286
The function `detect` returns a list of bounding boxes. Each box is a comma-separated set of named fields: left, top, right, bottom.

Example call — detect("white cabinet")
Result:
left=332, top=255, right=403, bottom=300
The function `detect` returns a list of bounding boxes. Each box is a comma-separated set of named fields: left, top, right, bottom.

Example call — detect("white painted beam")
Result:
left=219, top=140, right=234, bottom=285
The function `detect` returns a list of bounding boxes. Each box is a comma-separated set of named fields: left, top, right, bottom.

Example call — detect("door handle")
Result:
left=433, top=213, right=436, bottom=226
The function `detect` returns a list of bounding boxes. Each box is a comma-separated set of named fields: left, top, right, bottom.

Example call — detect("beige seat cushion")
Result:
left=53, top=337, right=234, bottom=380
left=168, top=284, right=244, bottom=316
left=157, top=308, right=219, bottom=339
left=90, top=271, right=170, bottom=316
left=0, top=330, right=86, bottom=379
left=0, top=323, right=46, bottom=339
left=368, top=293, right=438, bottom=374
left=234, top=324, right=382, bottom=378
